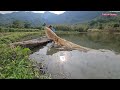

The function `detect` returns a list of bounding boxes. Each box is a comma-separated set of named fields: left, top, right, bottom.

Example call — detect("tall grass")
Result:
left=0, top=32, right=45, bottom=44
left=0, top=31, right=51, bottom=79
left=0, top=27, right=43, bottom=32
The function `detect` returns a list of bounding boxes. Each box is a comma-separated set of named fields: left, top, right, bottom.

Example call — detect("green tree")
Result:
left=98, top=23, right=103, bottom=29
left=113, top=23, right=119, bottom=28
left=24, top=21, right=31, bottom=28
left=12, top=20, right=24, bottom=28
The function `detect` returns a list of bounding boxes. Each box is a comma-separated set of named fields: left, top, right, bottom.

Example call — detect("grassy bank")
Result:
left=0, top=31, right=51, bottom=79
left=55, top=31, right=82, bottom=35
left=0, top=32, right=45, bottom=44
left=53, top=24, right=120, bottom=32
left=0, top=27, right=43, bottom=32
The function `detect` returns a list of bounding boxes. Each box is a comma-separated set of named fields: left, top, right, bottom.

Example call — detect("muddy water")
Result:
left=29, top=32, right=120, bottom=79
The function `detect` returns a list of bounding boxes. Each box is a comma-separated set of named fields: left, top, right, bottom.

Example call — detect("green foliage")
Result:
left=0, top=28, right=42, bottom=32
left=54, top=25, right=72, bottom=31
left=98, top=23, right=103, bottom=29
left=0, top=45, right=40, bottom=79
left=12, top=20, right=24, bottom=28
left=10, top=20, right=34, bottom=29
left=35, top=26, right=43, bottom=30
left=0, top=32, right=50, bottom=79
left=53, top=24, right=89, bottom=32
left=24, top=21, right=31, bottom=28
left=53, top=17, right=120, bottom=32
left=88, top=15, right=120, bottom=32
left=113, top=24, right=119, bottom=27
left=0, top=32, right=45, bottom=44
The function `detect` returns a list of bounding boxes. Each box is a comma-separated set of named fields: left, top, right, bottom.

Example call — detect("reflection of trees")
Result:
left=86, top=32, right=120, bottom=53
left=59, top=33, right=120, bottom=53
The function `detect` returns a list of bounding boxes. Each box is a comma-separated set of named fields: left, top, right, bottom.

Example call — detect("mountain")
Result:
left=57, top=11, right=104, bottom=24
left=0, top=11, right=45, bottom=27
left=42, top=11, right=104, bottom=24
left=41, top=11, right=58, bottom=24
left=0, top=11, right=106, bottom=26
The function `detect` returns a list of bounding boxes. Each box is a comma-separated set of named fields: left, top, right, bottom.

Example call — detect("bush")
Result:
left=0, top=45, right=36, bottom=79
left=113, top=24, right=119, bottom=27
left=0, top=27, right=5, bottom=32
left=53, top=24, right=88, bottom=32
left=0, top=27, right=1, bottom=30
left=54, top=25, right=72, bottom=31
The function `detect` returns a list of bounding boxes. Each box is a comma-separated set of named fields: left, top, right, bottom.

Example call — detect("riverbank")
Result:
left=1, top=30, right=120, bottom=79
left=0, top=31, right=51, bottom=79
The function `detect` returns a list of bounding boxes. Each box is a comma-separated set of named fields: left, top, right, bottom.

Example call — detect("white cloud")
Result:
left=32, top=11, right=65, bottom=14
left=32, top=11, right=45, bottom=13
left=49, top=11, right=65, bottom=14
left=0, top=11, right=18, bottom=14
left=0, top=11, right=65, bottom=14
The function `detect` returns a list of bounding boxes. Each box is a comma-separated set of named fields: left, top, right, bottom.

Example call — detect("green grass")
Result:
left=0, top=31, right=51, bottom=79
left=0, top=31, right=45, bottom=44
left=0, top=27, right=43, bottom=32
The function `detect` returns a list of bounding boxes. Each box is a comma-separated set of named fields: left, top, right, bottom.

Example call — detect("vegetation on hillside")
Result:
left=0, top=11, right=120, bottom=33
left=53, top=14, right=120, bottom=32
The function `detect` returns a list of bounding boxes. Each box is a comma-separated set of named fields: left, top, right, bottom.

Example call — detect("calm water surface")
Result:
left=29, top=32, right=120, bottom=79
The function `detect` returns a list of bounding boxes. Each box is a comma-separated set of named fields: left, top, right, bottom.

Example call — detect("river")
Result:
left=29, top=32, right=120, bottom=79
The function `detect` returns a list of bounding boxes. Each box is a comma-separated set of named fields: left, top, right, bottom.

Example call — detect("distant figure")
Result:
left=43, top=23, right=46, bottom=26
left=48, top=25, right=56, bottom=32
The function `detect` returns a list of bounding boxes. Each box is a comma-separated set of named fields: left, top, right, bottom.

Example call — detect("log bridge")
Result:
left=10, top=36, right=52, bottom=48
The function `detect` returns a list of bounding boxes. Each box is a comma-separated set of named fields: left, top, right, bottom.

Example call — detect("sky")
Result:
left=0, top=11, right=65, bottom=14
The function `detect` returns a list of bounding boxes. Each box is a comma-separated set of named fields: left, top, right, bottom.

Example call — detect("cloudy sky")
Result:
left=0, top=11, right=65, bottom=14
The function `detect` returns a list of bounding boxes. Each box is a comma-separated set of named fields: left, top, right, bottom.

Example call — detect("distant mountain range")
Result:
left=0, top=11, right=117, bottom=26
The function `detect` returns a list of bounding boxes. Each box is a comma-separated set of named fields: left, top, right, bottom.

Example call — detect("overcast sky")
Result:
left=0, top=11, right=65, bottom=14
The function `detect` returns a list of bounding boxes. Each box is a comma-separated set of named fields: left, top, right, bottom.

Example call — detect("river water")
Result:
left=29, top=32, right=120, bottom=79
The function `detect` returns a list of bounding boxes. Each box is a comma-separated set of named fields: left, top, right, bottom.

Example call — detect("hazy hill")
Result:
left=0, top=11, right=107, bottom=26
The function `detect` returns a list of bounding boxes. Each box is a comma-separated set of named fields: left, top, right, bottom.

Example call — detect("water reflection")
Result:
left=29, top=44, right=120, bottom=79
left=59, top=52, right=72, bottom=62
left=58, top=32, right=120, bottom=53
left=29, top=32, right=120, bottom=79
left=60, top=55, right=66, bottom=62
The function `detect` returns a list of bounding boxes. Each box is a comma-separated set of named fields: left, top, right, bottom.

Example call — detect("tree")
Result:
left=24, top=21, right=31, bottom=28
left=12, top=20, right=24, bottom=28
left=113, top=23, right=119, bottom=28
left=98, top=23, right=103, bottom=29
